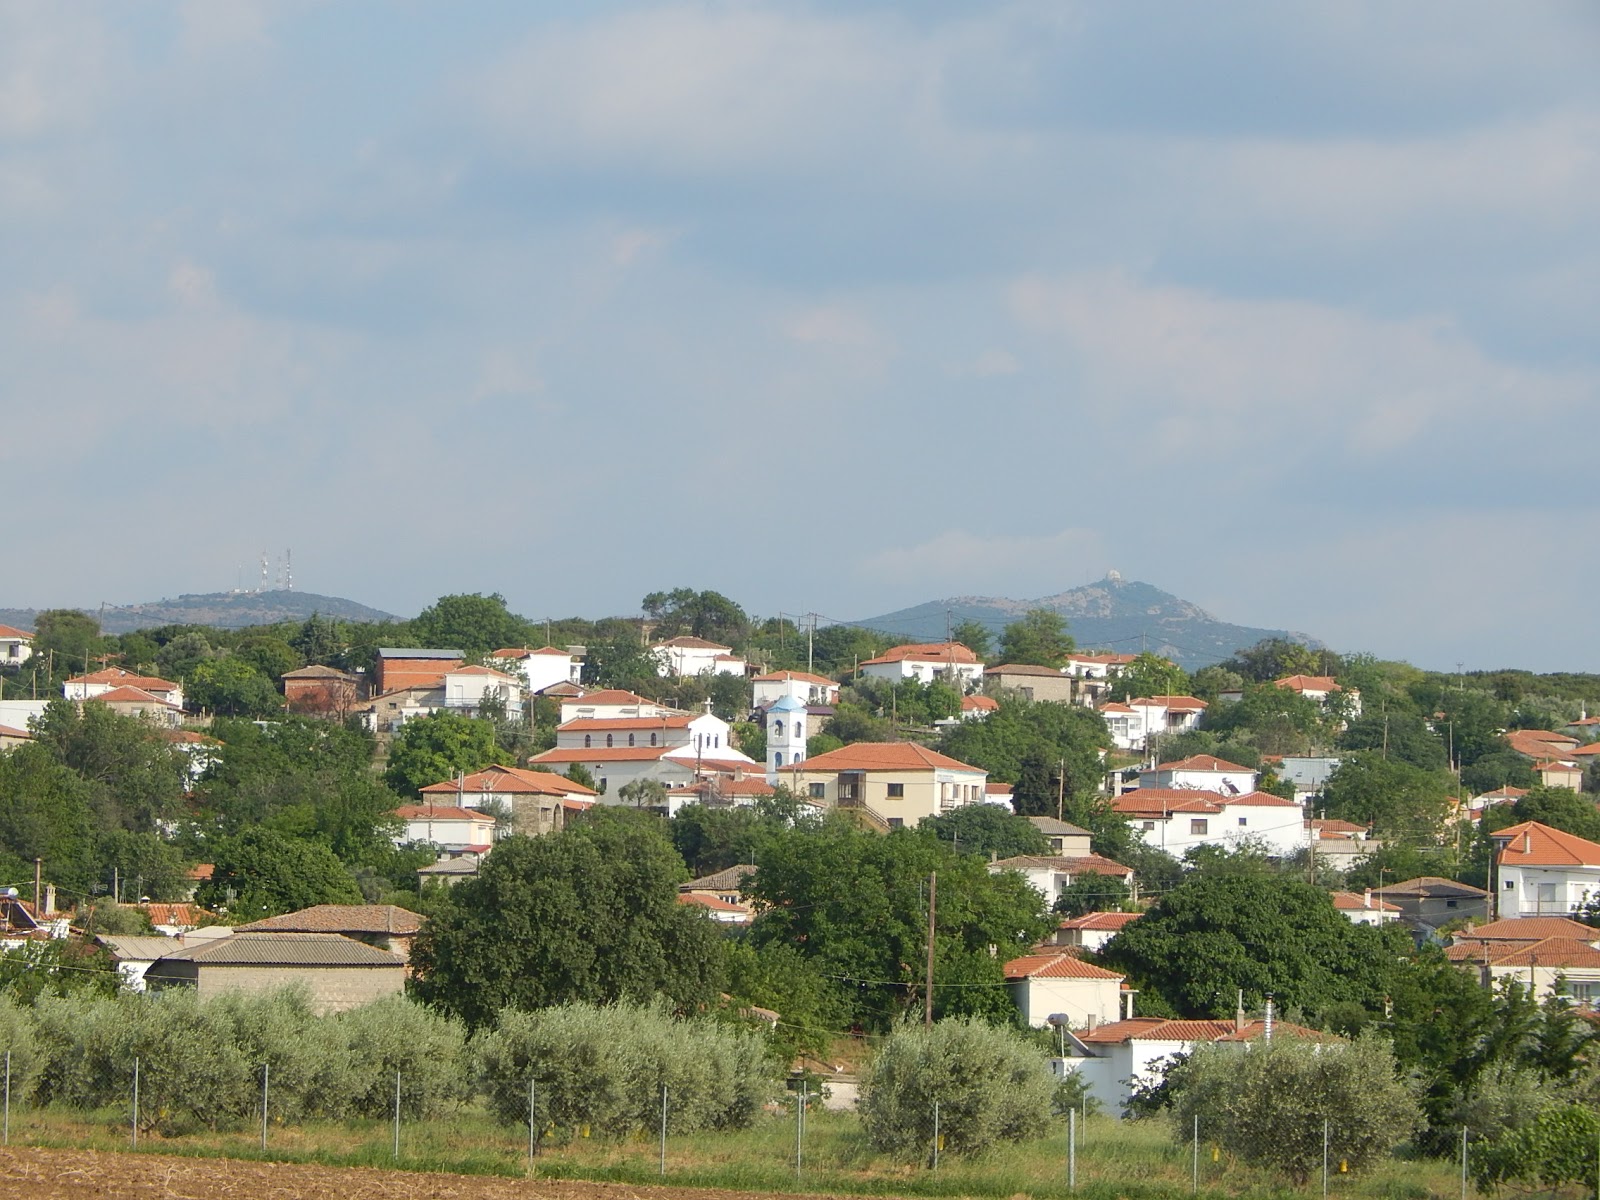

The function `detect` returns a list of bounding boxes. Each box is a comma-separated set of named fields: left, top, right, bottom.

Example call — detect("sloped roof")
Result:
left=1275, top=675, right=1342, bottom=693
left=392, top=805, right=489, bottom=822
left=1028, top=816, right=1092, bottom=836
left=528, top=745, right=675, bottom=764
left=1131, top=696, right=1208, bottom=712
left=96, top=935, right=184, bottom=962
left=419, top=765, right=597, bottom=797
left=1058, top=911, right=1142, bottom=932
left=1112, top=790, right=1224, bottom=816
left=377, top=647, right=463, bottom=660
left=792, top=742, right=984, bottom=774
left=1330, top=891, right=1401, bottom=913
left=753, top=670, right=836, bottom=686
left=237, top=904, right=423, bottom=936
left=1493, top=821, right=1600, bottom=868
left=985, top=663, right=1067, bottom=677
left=556, top=715, right=695, bottom=732
left=676, top=893, right=750, bottom=914
left=155, top=932, right=404, bottom=965
left=1075, top=1016, right=1326, bottom=1044
left=281, top=664, right=358, bottom=680
left=560, top=689, right=660, bottom=707
left=1151, top=754, right=1250, bottom=773
left=93, top=685, right=180, bottom=708
left=681, top=865, right=757, bottom=892
left=1483, top=937, right=1600, bottom=969
left=1375, top=876, right=1489, bottom=899
left=446, top=665, right=519, bottom=681
left=991, top=854, right=1133, bottom=877
left=0, top=724, right=33, bottom=739
left=860, top=642, right=980, bottom=666
left=655, top=636, right=733, bottom=651
left=962, top=695, right=999, bottom=712
left=1003, top=952, right=1123, bottom=981
left=1455, top=916, right=1597, bottom=942
left=0, top=625, right=34, bottom=639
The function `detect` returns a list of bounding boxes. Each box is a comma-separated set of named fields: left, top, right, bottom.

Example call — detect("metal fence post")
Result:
left=659, top=1085, right=668, bottom=1176
left=795, top=1082, right=805, bottom=1174
left=1069, top=1105, right=1077, bottom=1189
left=131, top=1057, right=140, bottom=1149
left=931, top=1100, right=940, bottom=1172
left=392, top=1069, right=401, bottom=1161
left=4, top=1048, right=10, bottom=1147
left=1192, top=1114, right=1199, bottom=1194
left=260, top=1063, right=270, bottom=1151
left=534, top=1088, right=547, bottom=1171
left=1460, top=1126, right=1468, bottom=1200
left=1322, top=1118, right=1330, bottom=1200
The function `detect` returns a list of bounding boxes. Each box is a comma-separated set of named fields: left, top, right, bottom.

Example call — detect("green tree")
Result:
left=1106, top=653, right=1190, bottom=703
left=918, top=805, right=1049, bottom=858
left=949, top=619, right=994, bottom=660
left=187, top=656, right=283, bottom=717
left=410, top=810, right=724, bottom=1029
left=196, top=827, right=362, bottom=918
left=1510, top=786, right=1600, bottom=843
left=1099, top=872, right=1406, bottom=1022
left=232, top=636, right=299, bottom=681
left=1338, top=706, right=1448, bottom=772
left=1221, top=637, right=1328, bottom=683
left=384, top=711, right=502, bottom=796
left=1054, top=872, right=1131, bottom=916
left=31, top=609, right=104, bottom=673
left=1204, top=683, right=1328, bottom=756
left=939, top=698, right=1109, bottom=803
left=860, top=1019, right=1055, bottom=1161
left=998, top=609, right=1074, bottom=667
left=1475, top=1103, right=1600, bottom=1194
left=641, top=588, right=750, bottom=646
left=290, top=613, right=346, bottom=666
left=1461, top=749, right=1537, bottom=796
left=155, top=631, right=217, bottom=681
left=0, top=745, right=100, bottom=893
left=1320, top=754, right=1455, bottom=842
left=412, top=593, right=531, bottom=658
left=28, top=698, right=187, bottom=832
left=747, top=817, right=1051, bottom=1029
left=1165, top=1035, right=1420, bottom=1183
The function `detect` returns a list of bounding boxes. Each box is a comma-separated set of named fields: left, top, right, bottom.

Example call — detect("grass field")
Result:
left=0, top=1102, right=1481, bottom=1200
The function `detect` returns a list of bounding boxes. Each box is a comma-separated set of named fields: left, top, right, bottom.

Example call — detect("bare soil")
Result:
left=0, top=1147, right=861, bottom=1200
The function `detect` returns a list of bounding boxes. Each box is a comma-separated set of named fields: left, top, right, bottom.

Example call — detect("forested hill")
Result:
left=853, top=576, right=1317, bottom=669
left=0, top=590, right=397, bottom=635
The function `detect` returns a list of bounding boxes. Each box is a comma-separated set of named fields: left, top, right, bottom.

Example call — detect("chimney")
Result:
left=1235, top=989, right=1245, bottom=1032
left=44, top=884, right=56, bottom=915
left=1363, top=889, right=1372, bottom=909
left=1524, top=831, right=1532, bottom=853
left=990, top=850, right=998, bottom=863
left=1263, top=996, right=1274, bottom=1042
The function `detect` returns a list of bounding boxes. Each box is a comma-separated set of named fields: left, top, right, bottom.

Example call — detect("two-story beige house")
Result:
left=779, top=742, right=987, bottom=828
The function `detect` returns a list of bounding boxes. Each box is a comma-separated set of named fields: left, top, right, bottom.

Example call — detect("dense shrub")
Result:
left=335, top=995, right=469, bottom=1119
left=205, top=987, right=352, bottom=1120
left=471, top=1001, right=775, bottom=1145
left=1165, top=1034, right=1420, bottom=1183
left=859, top=1018, right=1054, bottom=1161
left=0, top=997, right=43, bottom=1099
left=1474, top=1103, right=1600, bottom=1193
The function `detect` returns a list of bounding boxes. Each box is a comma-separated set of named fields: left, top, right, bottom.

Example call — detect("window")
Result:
left=584, top=735, right=592, bottom=748
left=650, top=732, right=657, bottom=746
left=887, top=783, right=905, bottom=799
left=628, top=734, right=635, bottom=747
left=795, top=721, right=803, bottom=738
left=605, top=734, right=614, bottom=748
left=773, top=720, right=783, bottom=737
left=808, top=783, right=825, bottom=799
left=1142, top=821, right=1156, bottom=832
left=1238, top=817, right=1248, bottom=827
left=1190, top=819, right=1209, bottom=836
left=775, top=752, right=784, bottom=767
left=887, top=818, right=904, bottom=829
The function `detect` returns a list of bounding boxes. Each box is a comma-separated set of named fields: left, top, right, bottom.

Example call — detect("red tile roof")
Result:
left=447, top=665, right=519, bottom=680
left=753, top=670, right=837, bottom=686
left=1059, top=911, right=1142, bottom=932
left=0, top=724, right=33, bottom=739
left=94, top=685, right=179, bottom=708
left=1455, top=916, right=1597, bottom=942
left=655, top=636, right=733, bottom=651
left=1492, top=821, right=1600, bottom=868
left=1150, top=754, right=1250, bottom=773
left=0, top=625, right=33, bottom=639
left=1112, top=790, right=1223, bottom=816
left=528, top=745, right=675, bottom=764
left=677, top=893, right=751, bottom=915
left=1003, top=952, right=1124, bottom=981
left=962, top=695, right=999, bottom=712
left=786, top=742, right=984, bottom=774
left=238, top=904, right=424, bottom=935
left=417, top=765, right=598, bottom=797
left=1330, top=891, right=1401, bottom=912
left=393, top=805, right=491, bottom=822
left=1068, top=653, right=1138, bottom=666
left=1274, top=675, right=1342, bottom=693
left=1131, top=696, right=1208, bottom=711
left=1482, top=936, right=1600, bottom=969
left=1309, top=818, right=1369, bottom=836
left=860, top=642, right=980, bottom=666
left=561, top=689, right=659, bottom=707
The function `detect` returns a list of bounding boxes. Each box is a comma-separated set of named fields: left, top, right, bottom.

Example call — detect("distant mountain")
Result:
left=852, top=575, right=1316, bottom=668
left=0, top=590, right=399, bottom=636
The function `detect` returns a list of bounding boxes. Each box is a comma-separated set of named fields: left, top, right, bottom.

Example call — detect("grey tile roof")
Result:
left=96, top=935, right=184, bottom=962
left=155, top=932, right=404, bottom=967
left=376, top=647, right=463, bottom=659
left=237, top=904, right=423, bottom=935
left=681, top=865, right=757, bottom=892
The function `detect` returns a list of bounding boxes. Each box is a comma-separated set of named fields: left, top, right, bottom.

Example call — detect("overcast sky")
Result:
left=4, top=2, right=1597, bottom=671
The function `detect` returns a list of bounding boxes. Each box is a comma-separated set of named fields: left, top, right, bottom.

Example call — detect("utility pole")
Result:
left=924, top=872, right=937, bottom=1029
left=1057, top=758, right=1066, bottom=823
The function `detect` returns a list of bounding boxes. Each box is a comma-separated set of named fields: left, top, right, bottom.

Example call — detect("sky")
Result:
left=4, top=1, right=1598, bottom=672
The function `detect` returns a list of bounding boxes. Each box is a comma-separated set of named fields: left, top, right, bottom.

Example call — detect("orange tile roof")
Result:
left=1075, top=1017, right=1233, bottom=1044
left=448, top=665, right=519, bottom=680
left=985, top=782, right=1014, bottom=794
left=1150, top=754, right=1251, bottom=773
left=1068, top=653, right=1138, bottom=666
left=1274, top=675, right=1341, bottom=693
left=962, top=695, right=999, bottom=712
left=860, top=642, right=980, bottom=666
left=1059, top=911, right=1142, bottom=932
left=786, top=741, right=984, bottom=774
left=991, top=854, right=1133, bottom=877
left=1099, top=702, right=1136, bottom=714
left=1474, top=785, right=1530, bottom=800
left=0, top=724, right=33, bottom=739
left=1493, top=821, right=1600, bottom=868
left=1003, top=952, right=1123, bottom=981
left=1456, top=916, right=1597, bottom=942
left=142, top=903, right=208, bottom=927
left=753, top=670, right=837, bottom=686
left=682, top=777, right=776, bottom=798
left=418, top=765, right=598, bottom=797
left=677, top=893, right=751, bottom=914
left=655, top=636, right=733, bottom=651
left=557, top=715, right=694, bottom=732
left=94, top=685, right=179, bottom=708
left=1485, top=937, right=1600, bottom=969
left=1309, top=818, right=1369, bottom=836
left=529, top=745, right=675, bottom=764
left=561, top=689, right=658, bottom=707
left=1132, top=695, right=1208, bottom=711
left=393, top=804, right=490, bottom=822
left=1330, top=891, right=1401, bottom=912
left=1112, top=790, right=1224, bottom=816
left=985, top=663, right=1067, bottom=677
left=0, top=625, right=33, bottom=639
left=1569, top=743, right=1600, bottom=758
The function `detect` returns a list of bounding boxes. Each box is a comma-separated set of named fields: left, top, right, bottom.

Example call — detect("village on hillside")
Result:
left=0, top=591, right=1597, bottom=1177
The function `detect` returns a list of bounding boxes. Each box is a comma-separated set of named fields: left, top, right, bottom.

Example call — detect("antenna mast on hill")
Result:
left=259, top=553, right=269, bottom=593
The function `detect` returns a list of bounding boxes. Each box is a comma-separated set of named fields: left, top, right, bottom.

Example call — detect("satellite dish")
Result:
left=1, top=888, right=16, bottom=899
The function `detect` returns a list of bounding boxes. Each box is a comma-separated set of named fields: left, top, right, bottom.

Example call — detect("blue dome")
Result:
left=769, top=694, right=805, bottom=713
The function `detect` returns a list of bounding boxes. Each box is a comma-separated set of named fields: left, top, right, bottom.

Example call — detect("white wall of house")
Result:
left=1138, top=765, right=1259, bottom=794
left=1128, top=701, right=1203, bottom=738
left=442, top=670, right=524, bottom=718
left=860, top=658, right=984, bottom=688
left=753, top=675, right=839, bottom=707
left=1126, top=801, right=1306, bottom=857
left=1010, top=976, right=1124, bottom=1029
left=1498, top=863, right=1600, bottom=917
left=0, top=700, right=49, bottom=729
left=1059, top=1040, right=1192, bottom=1115
left=0, top=635, right=31, bottom=666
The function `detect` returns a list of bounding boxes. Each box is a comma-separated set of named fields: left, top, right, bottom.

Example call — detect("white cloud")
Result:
left=783, top=305, right=884, bottom=350
left=0, top=3, right=111, bottom=138
left=1008, top=270, right=1596, bottom=467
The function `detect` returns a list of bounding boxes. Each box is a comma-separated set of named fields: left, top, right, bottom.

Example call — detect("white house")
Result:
left=1329, top=890, right=1400, bottom=927
left=1059, top=1016, right=1324, bottom=1115
left=65, top=668, right=185, bottom=711
left=416, top=764, right=596, bottom=837
left=858, top=643, right=984, bottom=691
left=1050, top=911, right=1142, bottom=952
left=559, top=689, right=679, bottom=723
left=527, top=738, right=759, bottom=801
left=959, top=695, right=998, bottom=721
left=752, top=670, right=839, bottom=708
left=391, top=804, right=498, bottom=852
left=988, top=854, right=1136, bottom=908
left=1275, top=675, right=1361, bottom=718
left=489, top=646, right=583, bottom=693
left=1137, top=754, right=1258, bottom=795
left=1063, top=652, right=1138, bottom=706
left=0, top=625, right=32, bottom=666
left=554, top=709, right=733, bottom=755
left=652, top=636, right=748, bottom=677
left=1099, top=702, right=1144, bottom=751
left=442, top=665, right=524, bottom=719
left=1491, top=821, right=1600, bottom=917
left=1447, top=919, right=1600, bottom=1004
left=1112, top=789, right=1306, bottom=857
left=1003, top=951, right=1130, bottom=1029
left=94, top=685, right=184, bottom=728
left=1127, top=697, right=1208, bottom=743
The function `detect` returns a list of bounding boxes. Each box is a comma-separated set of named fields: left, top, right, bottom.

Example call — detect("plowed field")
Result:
left=0, top=1148, right=847, bottom=1200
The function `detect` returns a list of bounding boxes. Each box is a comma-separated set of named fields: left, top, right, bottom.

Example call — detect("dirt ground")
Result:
left=0, top=1147, right=865, bottom=1200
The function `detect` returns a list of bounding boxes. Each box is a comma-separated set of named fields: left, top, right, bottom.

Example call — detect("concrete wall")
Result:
left=148, top=963, right=405, bottom=1014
